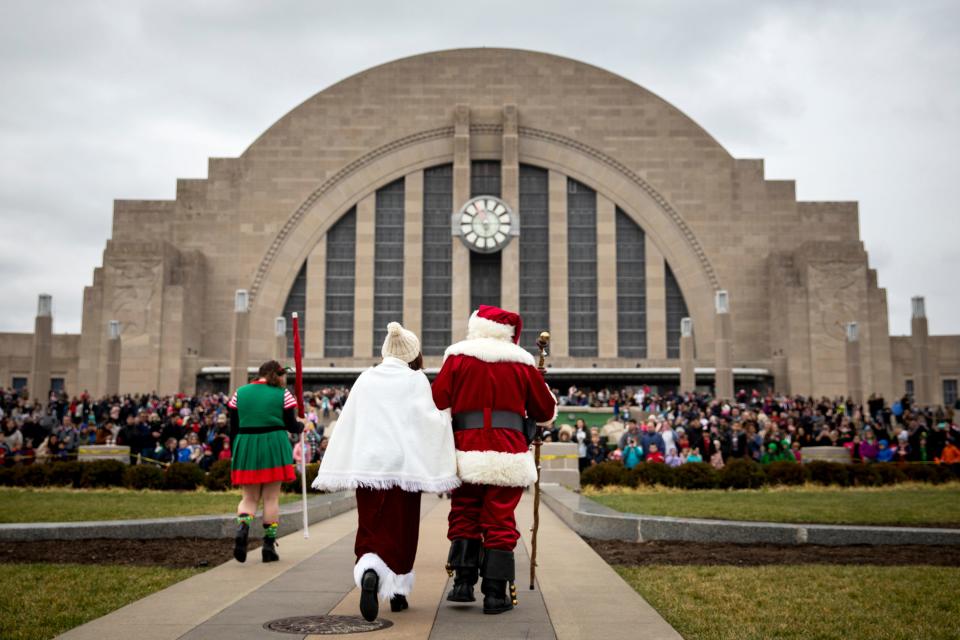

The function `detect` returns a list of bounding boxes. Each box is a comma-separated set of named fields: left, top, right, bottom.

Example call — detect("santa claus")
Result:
left=431, top=305, right=557, bottom=615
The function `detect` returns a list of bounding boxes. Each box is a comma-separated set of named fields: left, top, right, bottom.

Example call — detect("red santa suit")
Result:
left=431, top=305, right=557, bottom=614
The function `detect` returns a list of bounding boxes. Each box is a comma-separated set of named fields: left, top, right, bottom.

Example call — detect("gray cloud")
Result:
left=0, top=0, right=957, bottom=337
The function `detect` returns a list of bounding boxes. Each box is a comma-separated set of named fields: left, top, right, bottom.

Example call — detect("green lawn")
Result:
left=587, top=484, right=960, bottom=527
left=0, top=563, right=202, bottom=640
left=0, top=487, right=299, bottom=523
left=617, top=565, right=960, bottom=640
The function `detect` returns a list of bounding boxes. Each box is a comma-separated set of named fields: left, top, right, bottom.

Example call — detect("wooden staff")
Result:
left=530, top=331, right=550, bottom=590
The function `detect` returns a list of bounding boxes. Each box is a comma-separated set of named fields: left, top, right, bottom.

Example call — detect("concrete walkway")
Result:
left=57, top=490, right=680, bottom=640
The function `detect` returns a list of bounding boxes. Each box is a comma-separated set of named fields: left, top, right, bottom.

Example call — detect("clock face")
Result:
left=457, top=196, right=513, bottom=253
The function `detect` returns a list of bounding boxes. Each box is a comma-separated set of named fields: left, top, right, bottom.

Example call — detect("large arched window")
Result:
left=519, top=164, right=550, bottom=354
left=324, top=208, right=357, bottom=357
left=372, top=178, right=405, bottom=353
left=470, top=161, right=502, bottom=310
left=616, top=209, right=646, bottom=358
left=567, top=178, right=598, bottom=357
left=422, top=164, right=453, bottom=355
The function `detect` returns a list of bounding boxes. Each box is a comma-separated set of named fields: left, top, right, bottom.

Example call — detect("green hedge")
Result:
left=581, top=460, right=960, bottom=490
left=0, top=460, right=232, bottom=492
left=282, top=463, right=320, bottom=493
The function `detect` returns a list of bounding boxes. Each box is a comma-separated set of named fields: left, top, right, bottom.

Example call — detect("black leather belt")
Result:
left=238, top=425, right=286, bottom=434
left=452, top=410, right=524, bottom=432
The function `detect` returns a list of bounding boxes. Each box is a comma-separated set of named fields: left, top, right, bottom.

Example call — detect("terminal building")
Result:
left=2, top=49, right=958, bottom=406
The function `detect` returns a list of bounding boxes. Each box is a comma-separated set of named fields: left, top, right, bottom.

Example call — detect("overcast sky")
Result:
left=1, top=0, right=958, bottom=337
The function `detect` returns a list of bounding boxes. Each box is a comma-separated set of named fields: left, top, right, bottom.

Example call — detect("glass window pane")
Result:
left=325, top=208, right=356, bottom=357
left=422, top=165, right=453, bottom=355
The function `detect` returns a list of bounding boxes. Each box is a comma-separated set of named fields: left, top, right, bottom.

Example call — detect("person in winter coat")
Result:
left=587, top=432, right=608, bottom=466
left=432, top=306, right=557, bottom=615
left=313, top=323, right=459, bottom=622
left=622, top=436, right=643, bottom=470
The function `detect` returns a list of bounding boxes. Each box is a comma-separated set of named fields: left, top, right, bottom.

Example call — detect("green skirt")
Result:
left=231, top=429, right=296, bottom=485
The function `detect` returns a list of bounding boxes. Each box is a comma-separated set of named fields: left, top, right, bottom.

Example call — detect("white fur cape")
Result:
left=311, top=357, right=461, bottom=493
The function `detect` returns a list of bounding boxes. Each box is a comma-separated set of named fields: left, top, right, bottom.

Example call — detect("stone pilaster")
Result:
left=451, top=105, right=472, bottom=340
left=645, top=237, right=666, bottom=360
left=500, top=104, right=520, bottom=313
left=353, top=194, right=376, bottom=358
left=403, top=171, right=424, bottom=337
left=229, top=290, right=250, bottom=393
left=772, top=352, right=790, bottom=395
left=845, top=322, right=863, bottom=404
left=714, top=291, right=733, bottom=400
left=680, top=317, right=695, bottom=392
left=30, top=294, right=53, bottom=403
left=547, top=170, right=569, bottom=358
left=104, top=320, right=121, bottom=396
left=596, top=194, right=617, bottom=358
left=910, top=296, right=931, bottom=405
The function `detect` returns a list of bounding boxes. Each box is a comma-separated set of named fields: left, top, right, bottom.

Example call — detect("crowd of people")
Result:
left=3, top=383, right=959, bottom=474
left=554, top=386, right=960, bottom=471
left=0, top=386, right=351, bottom=469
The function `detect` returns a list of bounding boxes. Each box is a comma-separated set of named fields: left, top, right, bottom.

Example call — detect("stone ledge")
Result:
left=540, top=484, right=960, bottom=546
left=0, top=491, right=356, bottom=541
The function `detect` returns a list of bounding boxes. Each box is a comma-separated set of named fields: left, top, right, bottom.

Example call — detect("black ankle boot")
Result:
left=359, top=569, right=380, bottom=621
left=480, top=549, right=517, bottom=615
left=445, top=539, right=482, bottom=603
left=261, top=536, right=279, bottom=563
left=390, top=594, right=409, bottom=612
left=233, top=521, right=249, bottom=563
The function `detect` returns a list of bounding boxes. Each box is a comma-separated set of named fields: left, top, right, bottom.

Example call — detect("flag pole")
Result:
left=292, top=312, right=309, bottom=539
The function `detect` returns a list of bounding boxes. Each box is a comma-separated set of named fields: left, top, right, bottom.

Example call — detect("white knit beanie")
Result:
left=381, top=322, right=420, bottom=363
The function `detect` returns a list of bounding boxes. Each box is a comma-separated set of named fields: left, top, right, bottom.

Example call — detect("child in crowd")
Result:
left=587, top=432, right=608, bottom=466
left=710, top=441, right=725, bottom=469
left=665, top=447, right=682, bottom=467
left=686, top=446, right=703, bottom=464
left=176, top=438, right=192, bottom=463
left=646, top=443, right=664, bottom=464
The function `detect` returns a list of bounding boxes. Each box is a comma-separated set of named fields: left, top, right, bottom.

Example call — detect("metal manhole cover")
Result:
left=264, top=615, right=394, bottom=634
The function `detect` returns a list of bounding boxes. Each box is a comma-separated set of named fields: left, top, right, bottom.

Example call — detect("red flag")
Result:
left=292, top=313, right=305, bottom=418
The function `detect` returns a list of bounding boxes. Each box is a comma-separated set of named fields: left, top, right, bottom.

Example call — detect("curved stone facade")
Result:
left=6, top=48, right=958, bottom=402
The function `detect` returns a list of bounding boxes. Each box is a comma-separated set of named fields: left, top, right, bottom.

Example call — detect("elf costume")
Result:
left=227, top=374, right=300, bottom=563
left=313, top=322, right=459, bottom=622
left=228, top=382, right=298, bottom=485
left=431, top=305, right=557, bottom=615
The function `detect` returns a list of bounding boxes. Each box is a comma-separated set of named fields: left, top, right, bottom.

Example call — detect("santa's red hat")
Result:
left=466, top=305, right=523, bottom=344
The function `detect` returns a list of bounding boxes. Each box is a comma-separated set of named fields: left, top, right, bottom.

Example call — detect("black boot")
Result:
left=481, top=549, right=517, bottom=615
left=261, top=536, right=279, bottom=563
left=390, top=594, right=409, bottom=612
left=359, top=569, right=380, bottom=622
left=445, top=539, right=482, bottom=603
left=233, top=521, right=249, bottom=563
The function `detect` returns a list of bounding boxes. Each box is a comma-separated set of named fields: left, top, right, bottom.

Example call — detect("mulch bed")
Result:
left=0, top=538, right=258, bottom=568
left=586, top=538, right=960, bottom=567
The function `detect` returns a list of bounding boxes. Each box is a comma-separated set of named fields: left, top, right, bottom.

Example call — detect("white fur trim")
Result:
left=467, top=311, right=516, bottom=342
left=354, top=552, right=416, bottom=601
left=312, top=472, right=460, bottom=493
left=456, top=449, right=538, bottom=487
left=537, top=386, right=559, bottom=427
left=443, top=338, right=535, bottom=366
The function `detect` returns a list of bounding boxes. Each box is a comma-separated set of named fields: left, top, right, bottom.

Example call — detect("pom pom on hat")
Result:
left=466, top=305, right=523, bottom=344
left=381, top=322, right=420, bottom=363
